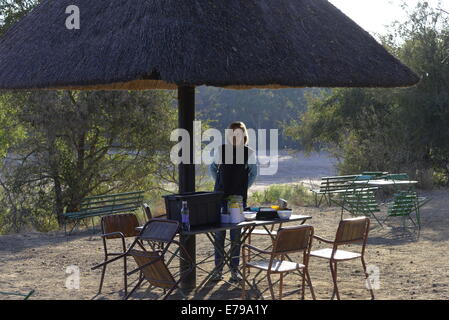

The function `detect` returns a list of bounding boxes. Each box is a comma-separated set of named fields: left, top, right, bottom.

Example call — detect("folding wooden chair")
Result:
left=93, top=219, right=193, bottom=300
left=124, top=219, right=193, bottom=300
left=97, top=213, right=140, bottom=296
left=310, top=217, right=374, bottom=300
left=242, top=225, right=315, bottom=300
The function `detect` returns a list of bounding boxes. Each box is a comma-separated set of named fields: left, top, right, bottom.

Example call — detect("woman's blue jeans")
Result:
left=214, top=228, right=242, bottom=272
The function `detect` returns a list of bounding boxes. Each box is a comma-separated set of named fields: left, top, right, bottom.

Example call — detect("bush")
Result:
left=250, top=184, right=315, bottom=207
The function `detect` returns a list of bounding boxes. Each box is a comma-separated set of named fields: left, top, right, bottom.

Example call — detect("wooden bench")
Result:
left=311, top=175, right=378, bottom=207
left=64, top=191, right=145, bottom=235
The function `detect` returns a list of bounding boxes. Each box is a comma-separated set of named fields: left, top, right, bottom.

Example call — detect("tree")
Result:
left=285, top=2, right=449, bottom=186
left=0, top=90, right=177, bottom=232
left=0, top=0, right=38, bottom=35
left=196, top=87, right=312, bottom=148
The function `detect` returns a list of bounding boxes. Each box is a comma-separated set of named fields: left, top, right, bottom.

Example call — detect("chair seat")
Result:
left=310, top=248, right=361, bottom=261
left=246, top=259, right=304, bottom=273
left=244, top=229, right=277, bottom=236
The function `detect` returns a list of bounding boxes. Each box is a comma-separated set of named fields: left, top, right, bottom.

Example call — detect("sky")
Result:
left=328, top=0, right=449, bottom=35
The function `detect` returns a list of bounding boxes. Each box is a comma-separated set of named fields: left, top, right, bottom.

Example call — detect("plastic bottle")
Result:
left=220, top=202, right=230, bottom=224
left=181, top=201, right=190, bottom=232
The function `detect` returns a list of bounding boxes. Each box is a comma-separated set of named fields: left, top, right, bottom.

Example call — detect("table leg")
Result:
left=180, top=234, right=196, bottom=291
left=195, top=226, right=258, bottom=295
left=195, top=232, right=244, bottom=290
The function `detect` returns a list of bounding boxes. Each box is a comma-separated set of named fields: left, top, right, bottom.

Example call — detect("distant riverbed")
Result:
left=252, top=151, right=337, bottom=191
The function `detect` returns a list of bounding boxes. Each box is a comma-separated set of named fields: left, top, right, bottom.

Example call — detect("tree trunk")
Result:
left=47, top=135, right=65, bottom=226
left=66, top=133, right=87, bottom=213
left=53, top=175, right=65, bottom=226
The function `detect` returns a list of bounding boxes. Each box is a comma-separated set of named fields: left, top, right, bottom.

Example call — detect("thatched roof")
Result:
left=0, top=0, right=419, bottom=90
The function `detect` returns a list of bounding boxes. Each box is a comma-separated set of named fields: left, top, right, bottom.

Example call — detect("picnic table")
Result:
left=310, top=175, right=379, bottom=207
left=181, top=214, right=312, bottom=291
left=139, top=214, right=312, bottom=291
left=335, top=177, right=427, bottom=227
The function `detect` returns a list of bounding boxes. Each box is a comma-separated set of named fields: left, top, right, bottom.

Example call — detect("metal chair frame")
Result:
left=97, top=213, right=140, bottom=296
left=92, top=219, right=193, bottom=300
left=242, top=225, right=316, bottom=300
left=310, top=217, right=375, bottom=300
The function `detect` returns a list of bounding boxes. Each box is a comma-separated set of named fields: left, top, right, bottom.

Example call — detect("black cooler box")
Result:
left=163, top=192, right=224, bottom=227
left=256, top=207, right=279, bottom=220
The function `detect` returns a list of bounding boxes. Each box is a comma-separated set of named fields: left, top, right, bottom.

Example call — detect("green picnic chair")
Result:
left=332, top=176, right=383, bottom=226
left=384, top=191, right=430, bottom=230
left=338, top=189, right=383, bottom=226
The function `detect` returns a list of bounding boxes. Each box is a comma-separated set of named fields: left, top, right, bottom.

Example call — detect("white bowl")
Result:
left=278, top=210, right=292, bottom=220
left=244, top=212, right=257, bottom=221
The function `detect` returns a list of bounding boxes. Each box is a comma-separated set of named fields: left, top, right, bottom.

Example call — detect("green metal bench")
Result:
left=64, top=191, right=145, bottom=235
left=311, top=175, right=378, bottom=207
left=384, top=191, right=431, bottom=230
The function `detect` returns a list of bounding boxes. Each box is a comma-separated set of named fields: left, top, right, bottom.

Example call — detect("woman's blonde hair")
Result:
left=228, top=121, right=249, bottom=145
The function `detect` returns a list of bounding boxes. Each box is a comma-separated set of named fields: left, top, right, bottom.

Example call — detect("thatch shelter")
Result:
left=0, top=0, right=418, bottom=90
left=0, top=0, right=419, bottom=290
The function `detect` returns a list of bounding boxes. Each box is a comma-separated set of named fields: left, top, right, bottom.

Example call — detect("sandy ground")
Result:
left=1, top=152, right=448, bottom=300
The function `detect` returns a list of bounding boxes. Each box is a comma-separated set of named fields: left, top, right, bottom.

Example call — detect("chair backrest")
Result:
left=319, top=175, right=360, bottom=193
left=334, top=217, right=370, bottom=245
left=129, top=250, right=176, bottom=289
left=142, top=203, right=153, bottom=221
left=343, top=189, right=380, bottom=214
left=101, top=213, right=140, bottom=239
left=272, top=225, right=314, bottom=255
left=81, top=191, right=144, bottom=214
left=388, top=191, right=418, bottom=217
left=139, top=219, right=179, bottom=243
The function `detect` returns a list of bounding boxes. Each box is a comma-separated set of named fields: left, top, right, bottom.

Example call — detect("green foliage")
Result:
left=250, top=184, right=315, bottom=207
left=0, top=94, right=25, bottom=158
left=285, top=2, right=449, bottom=186
left=0, top=90, right=177, bottom=233
left=196, top=87, right=315, bottom=148
left=0, top=0, right=38, bottom=35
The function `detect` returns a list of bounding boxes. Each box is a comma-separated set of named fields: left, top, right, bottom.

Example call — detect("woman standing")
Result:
left=209, top=122, right=258, bottom=282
